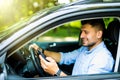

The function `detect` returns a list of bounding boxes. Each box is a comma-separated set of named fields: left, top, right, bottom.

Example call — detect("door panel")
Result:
left=34, top=41, right=80, bottom=52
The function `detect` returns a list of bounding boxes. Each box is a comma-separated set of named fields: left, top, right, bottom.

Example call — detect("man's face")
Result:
left=80, top=23, right=102, bottom=50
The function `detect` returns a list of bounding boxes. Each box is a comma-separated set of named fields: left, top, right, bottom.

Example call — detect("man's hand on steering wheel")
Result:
left=29, top=43, right=47, bottom=76
left=29, top=43, right=60, bottom=76
left=29, top=43, right=41, bottom=51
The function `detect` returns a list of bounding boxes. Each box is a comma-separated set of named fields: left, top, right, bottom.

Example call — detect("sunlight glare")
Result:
left=0, top=0, right=13, bottom=11
left=58, top=0, right=71, bottom=4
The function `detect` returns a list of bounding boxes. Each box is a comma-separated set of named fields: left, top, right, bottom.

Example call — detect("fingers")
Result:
left=39, top=55, right=48, bottom=70
left=39, top=55, right=48, bottom=64
left=46, top=57, right=55, bottom=62
left=39, top=55, right=55, bottom=63
left=39, top=55, right=55, bottom=69
left=39, top=55, right=59, bottom=75
left=29, top=43, right=39, bottom=50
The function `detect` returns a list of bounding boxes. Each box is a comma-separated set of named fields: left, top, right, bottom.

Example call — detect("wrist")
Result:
left=54, top=69, right=62, bottom=76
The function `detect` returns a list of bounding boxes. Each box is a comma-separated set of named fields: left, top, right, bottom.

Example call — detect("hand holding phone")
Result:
left=37, top=50, right=49, bottom=62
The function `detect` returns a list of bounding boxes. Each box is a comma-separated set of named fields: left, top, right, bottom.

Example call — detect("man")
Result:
left=30, top=19, right=114, bottom=76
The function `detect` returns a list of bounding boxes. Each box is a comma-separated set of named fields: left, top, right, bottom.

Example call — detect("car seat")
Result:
left=104, top=19, right=120, bottom=60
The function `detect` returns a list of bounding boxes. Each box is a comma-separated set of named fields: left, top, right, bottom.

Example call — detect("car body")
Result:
left=0, top=0, right=120, bottom=80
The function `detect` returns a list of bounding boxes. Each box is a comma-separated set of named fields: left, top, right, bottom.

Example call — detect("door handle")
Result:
left=49, top=43, right=56, bottom=47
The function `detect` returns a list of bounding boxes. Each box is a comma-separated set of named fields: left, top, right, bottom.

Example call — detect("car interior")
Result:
left=104, top=20, right=120, bottom=60
left=6, top=18, right=120, bottom=78
left=104, top=19, right=120, bottom=72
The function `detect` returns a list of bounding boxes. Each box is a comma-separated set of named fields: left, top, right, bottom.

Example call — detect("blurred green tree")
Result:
left=0, top=0, right=59, bottom=31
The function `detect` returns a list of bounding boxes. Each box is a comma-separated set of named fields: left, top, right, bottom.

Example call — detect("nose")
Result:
left=80, top=31, right=85, bottom=38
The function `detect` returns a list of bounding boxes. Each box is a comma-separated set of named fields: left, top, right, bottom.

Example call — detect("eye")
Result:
left=84, top=31, right=89, bottom=34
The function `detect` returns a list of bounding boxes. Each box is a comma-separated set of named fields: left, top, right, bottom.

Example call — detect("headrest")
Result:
left=106, top=20, right=120, bottom=43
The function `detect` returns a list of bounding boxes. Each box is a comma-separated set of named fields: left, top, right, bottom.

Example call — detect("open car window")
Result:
left=6, top=17, right=120, bottom=79
left=34, top=20, right=81, bottom=43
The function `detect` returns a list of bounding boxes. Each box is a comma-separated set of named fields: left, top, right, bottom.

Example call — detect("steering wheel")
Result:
left=29, top=48, right=46, bottom=77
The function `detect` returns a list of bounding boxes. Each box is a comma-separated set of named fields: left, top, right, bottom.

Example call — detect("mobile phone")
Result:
left=37, top=50, right=49, bottom=62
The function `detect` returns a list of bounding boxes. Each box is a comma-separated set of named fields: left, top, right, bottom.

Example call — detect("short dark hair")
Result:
left=81, top=19, right=105, bottom=37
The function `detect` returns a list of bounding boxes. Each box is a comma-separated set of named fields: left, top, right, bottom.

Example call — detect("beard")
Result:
left=81, top=39, right=96, bottom=47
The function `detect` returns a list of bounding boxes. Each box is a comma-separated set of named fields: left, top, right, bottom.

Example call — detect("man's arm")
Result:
left=44, top=50, right=61, bottom=63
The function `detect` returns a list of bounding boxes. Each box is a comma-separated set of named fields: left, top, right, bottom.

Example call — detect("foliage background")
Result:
left=0, top=0, right=76, bottom=31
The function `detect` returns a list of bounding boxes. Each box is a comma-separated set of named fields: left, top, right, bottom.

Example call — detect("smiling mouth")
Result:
left=81, top=38, right=89, bottom=44
left=81, top=38, right=86, bottom=42
left=81, top=39, right=86, bottom=44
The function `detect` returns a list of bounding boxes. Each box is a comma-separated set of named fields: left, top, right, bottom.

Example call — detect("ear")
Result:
left=97, top=31, right=102, bottom=38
